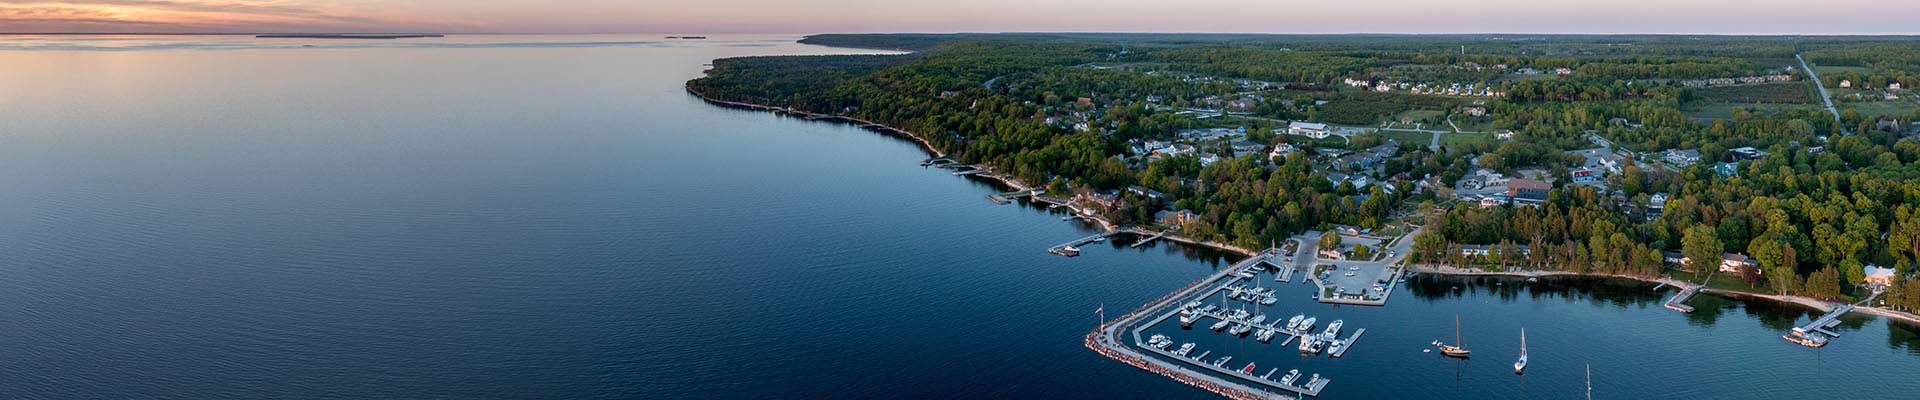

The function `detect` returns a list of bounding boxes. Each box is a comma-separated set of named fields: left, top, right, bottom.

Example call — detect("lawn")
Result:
left=1440, top=132, right=1495, bottom=147
left=1373, top=130, right=1435, bottom=145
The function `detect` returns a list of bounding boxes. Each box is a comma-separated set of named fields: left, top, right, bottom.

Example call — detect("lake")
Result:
left=0, top=34, right=1916, bottom=399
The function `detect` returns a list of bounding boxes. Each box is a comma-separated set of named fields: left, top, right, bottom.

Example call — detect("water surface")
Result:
left=1, top=34, right=1916, bottom=399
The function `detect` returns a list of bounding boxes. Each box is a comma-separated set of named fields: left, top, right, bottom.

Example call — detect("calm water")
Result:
left=0, top=35, right=1916, bottom=399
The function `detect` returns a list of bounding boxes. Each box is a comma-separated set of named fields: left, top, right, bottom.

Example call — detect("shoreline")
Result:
left=685, top=70, right=1919, bottom=398
left=1408, top=264, right=1920, bottom=326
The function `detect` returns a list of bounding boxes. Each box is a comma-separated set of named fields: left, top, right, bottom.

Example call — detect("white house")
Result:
left=1287, top=121, right=1331, bottom=139
left=1865, top=265, right=1897, bottom=287
left=1840, top=80, right=1853, bottom=88
left=1268, top=143, right=1298, bottom=160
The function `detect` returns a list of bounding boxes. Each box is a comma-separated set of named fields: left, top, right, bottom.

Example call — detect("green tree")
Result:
left=1682, top=225, right=1722, bottom=276
left=1319, top=231, right=1341, bottom=251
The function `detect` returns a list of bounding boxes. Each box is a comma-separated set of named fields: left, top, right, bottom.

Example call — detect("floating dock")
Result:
left=1328, top=328, right=1365, bottom=358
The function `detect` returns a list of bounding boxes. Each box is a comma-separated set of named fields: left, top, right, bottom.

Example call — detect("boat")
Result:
left=1286, top=315, right=1304, bottom=331
left=1212, top=356, right=1232, bottom=367
left=1324, top=319, right=1344, bottom=338
left=1211, top=319, right=1232, bottom=332
left=1061, top=245, right=1080, bottom=256
left=1229, top=322, right=1253, bottom=336
left=1241, top=362, right=1257, bottom=375
left=1437, top=315, right=1471, bottom=358
left=1514, top=328, right=1529, bottom=374
left=1298, top=335, right=1321, bottom=354
left=1249, top=315, right=1268, bottom=325
left=1297, top=317, right=1317, bottom=333
left=1174, top=343, right=1195, bottom=357
left=1255, top=326, right=1277, bottom=342
left=1280, top=369, right=1301, bottom=385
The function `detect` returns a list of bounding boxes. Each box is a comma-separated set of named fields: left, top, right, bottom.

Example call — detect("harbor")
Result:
left=1086, top=238, right=1405, bottom=399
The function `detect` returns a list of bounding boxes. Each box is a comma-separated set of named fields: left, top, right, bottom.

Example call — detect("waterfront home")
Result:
left=1865, top=265, right=1897, bottom=287
left=1678, top=253, right=1757, bottom=274
left=1077, top=189, right=1123, bottom=210
left=1287, top=121, right=1332, bottom=139
left=1156, top=209, right=1199, bottom=226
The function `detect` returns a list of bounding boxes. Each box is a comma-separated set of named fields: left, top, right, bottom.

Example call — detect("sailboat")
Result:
left=1585, top=364, right=1592, bottom=400
left=1513, top=327, right=1528, bottom=373
left=1433, top=315, right=1471, bottom=358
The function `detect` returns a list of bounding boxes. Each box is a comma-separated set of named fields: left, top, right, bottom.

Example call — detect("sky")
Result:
left=2, top=0, right=1917, bottom=35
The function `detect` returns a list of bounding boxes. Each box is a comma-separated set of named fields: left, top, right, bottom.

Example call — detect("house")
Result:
left=1198, top=153, right=1222, bottom=167
left=1729, top=146, right=1768, bottom=160
left=1287, top=121, right=1332, bottom=139
left=1865, top=265, right=1897, bottom=287
left=1839, top=80, right=1852, bottom=88
left=1571, top=167, right=1602, bottom=184
left=1077, top=189, right=1122, bottom=210
left=1507, top=178, right=1552, bottom=204
left=1155, top=209, right=1200, bottom=226
left=1892, top=82, right=1904, bottom=90
left=1076, top=97, right=1094, bottom=106
left=1268, top=143, right=1298, bottom=160
left=1555, top=67, right=1574, bottom=76
left=1126, top=185, right=1168, bottom=201
left=1695, top=253, right=1757, bottom=273
left=1647, top=193, right=1669, bottom=220
left=1714, top=162, right=1739, bottom=177
left=1462, top=106, right=1487, bottom=117
left=1663, top=149, right=1703, bottom=168
left=1495, top=129, right=1516, bottom=140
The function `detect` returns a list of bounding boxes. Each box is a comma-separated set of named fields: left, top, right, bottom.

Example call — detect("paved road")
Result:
left=1797, top=54, right=1842, bottom=122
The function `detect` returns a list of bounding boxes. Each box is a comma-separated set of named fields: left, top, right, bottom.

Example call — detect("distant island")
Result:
left=665, top=36, right=708, bottom=40
left=255, top=34, right=444, bottom=39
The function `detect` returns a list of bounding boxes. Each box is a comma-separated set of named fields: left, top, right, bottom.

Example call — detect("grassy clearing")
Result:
left=1441, top=132, right=1495, bottom=147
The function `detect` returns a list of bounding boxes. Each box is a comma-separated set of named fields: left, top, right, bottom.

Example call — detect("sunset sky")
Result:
left=2, top=0, right=1916, bottom=34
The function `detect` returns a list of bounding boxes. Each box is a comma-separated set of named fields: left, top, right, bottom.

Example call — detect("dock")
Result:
left=1328, top=328, right=1365, bottom=358
left=1662, top=285, right=1699, bottom=313
left=1049, top=232, right=1113, bottom=257
left=1783, top=303, right=1855, bottom=347
left=1132, top=229, right=1175, bottom=248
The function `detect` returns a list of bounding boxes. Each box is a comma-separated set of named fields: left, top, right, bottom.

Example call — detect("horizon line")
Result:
left=6, top=31, right=1920, bottom=37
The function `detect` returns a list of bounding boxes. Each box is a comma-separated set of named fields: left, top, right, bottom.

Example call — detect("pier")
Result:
left=1783, top=303, right=1857, bottom=347
left=1328, top=328, right=1365, bottom=358
left=1663, top=285, right=1700, bottom=313
left=1049, top=232, right=1114, bottom=257
left=1132, top=229, right=1175, bottom=248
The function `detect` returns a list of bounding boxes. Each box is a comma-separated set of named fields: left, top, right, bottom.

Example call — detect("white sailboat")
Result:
left=1513, top=327, right=1528, bottom=374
